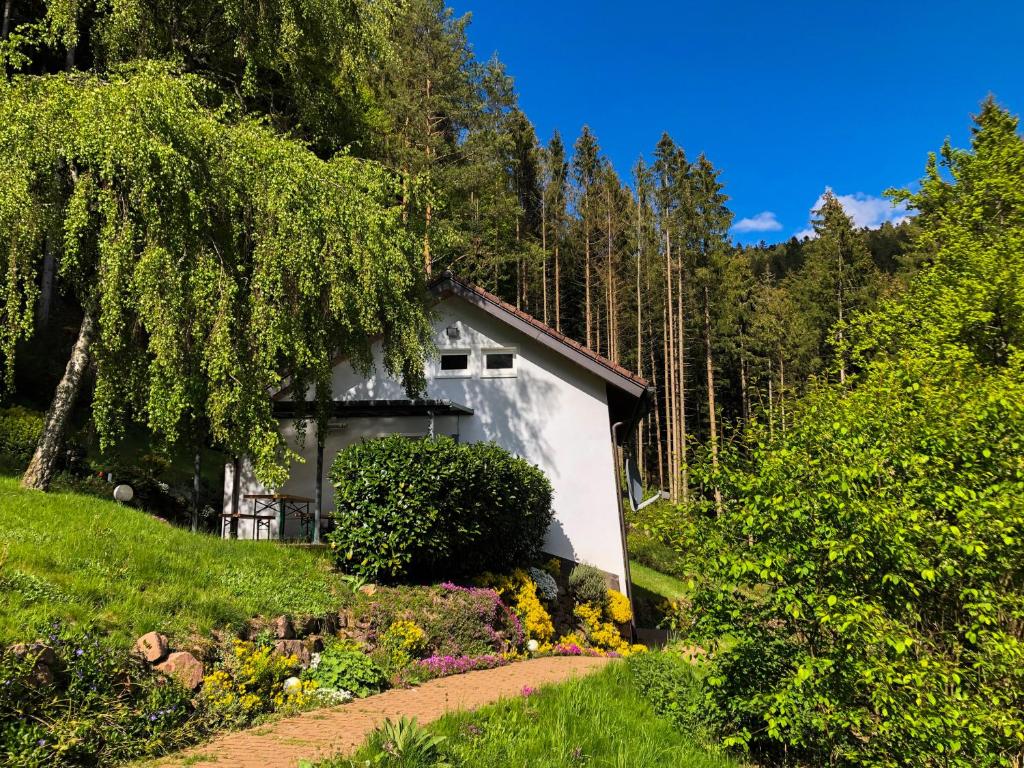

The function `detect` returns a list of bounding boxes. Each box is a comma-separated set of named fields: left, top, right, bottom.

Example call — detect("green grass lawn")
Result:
left=631, top=562, right=688, bottom=600
left=630, top=561, right=689, bottom=629
left=0, top=475, right=345, bottom=646
left=326, top=661, right=737, bottom=768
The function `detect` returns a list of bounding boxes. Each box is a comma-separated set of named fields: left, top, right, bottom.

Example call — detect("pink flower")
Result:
left=521, top=685, right=537, bottom=697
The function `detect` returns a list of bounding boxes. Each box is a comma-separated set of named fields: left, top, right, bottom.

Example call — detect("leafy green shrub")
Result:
left=327, top=436, right=553, bottom=582
left=305, top=641, right=388, bottom=698
left=0, top=406, right=43, bottom=470
left=0, top=623, right=205, bottom=767
left=686, top=355, right=1024, bottom=766
left=362, top=716, right=449, bottom=767
left=627, top=650, right=713, bottom=742
left=567, top=564, right=608, bottom=607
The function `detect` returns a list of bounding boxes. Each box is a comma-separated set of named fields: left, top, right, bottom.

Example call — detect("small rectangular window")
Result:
left=440, top=353, right=469, bottom=371
left=482, top=348, right=517, bottom=377
left=437, top=349, right=471, bottom=378
left=485, top=353, right=514, bottom=370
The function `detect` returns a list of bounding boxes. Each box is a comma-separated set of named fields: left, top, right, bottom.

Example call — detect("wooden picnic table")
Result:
left=221, top=493, right=317, bottom=541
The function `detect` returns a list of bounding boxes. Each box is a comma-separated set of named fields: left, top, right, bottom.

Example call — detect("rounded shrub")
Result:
left=0, top=406, right=43, bottom=468
left=327, top=436, right=553, bottom=582
left=567, top=564, right=608, bottom=607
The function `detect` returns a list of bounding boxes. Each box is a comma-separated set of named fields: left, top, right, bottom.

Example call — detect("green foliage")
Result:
left=0, top=474, right=345, bottom=646
left=6, top=0, right=404, bottom=153
left=0, top=65, right=430, bottom=485
left=327, top=436, right=552, bottom=582
left=315, top=661, right=739, bottom=768
left=628, top=650, right=714, bottom=743
left=0, top=407, right=43, bottom=468
left=684, top=355, right=1024, bottom=766
left=566, top=564, right=607, bottom=608
left=856, top=98, right=1024, bottom=368
left=0, top=623, right=205, bottom=767
left=305, top=642, right=388, bottom=699
left=364, top=717, right=449, bottom=767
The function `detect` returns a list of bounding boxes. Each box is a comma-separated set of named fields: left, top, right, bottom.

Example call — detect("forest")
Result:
left=0, top=0, right=915, bottom=496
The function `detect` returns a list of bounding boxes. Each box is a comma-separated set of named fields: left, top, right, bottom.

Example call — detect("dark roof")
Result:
left=430, top=273, right=650, bottom=401
left=274, top=399, right=473, bottom=419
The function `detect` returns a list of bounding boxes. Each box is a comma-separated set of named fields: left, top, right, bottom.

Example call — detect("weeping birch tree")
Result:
left=0, top=67, right=431, bottom=491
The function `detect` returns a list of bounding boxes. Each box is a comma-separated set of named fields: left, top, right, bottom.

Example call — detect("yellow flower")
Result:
left=383, top=620, right=427, bottom=653
left=605, top=590, right=633, bottom=624
left=515, top=577, right=554, bottom=642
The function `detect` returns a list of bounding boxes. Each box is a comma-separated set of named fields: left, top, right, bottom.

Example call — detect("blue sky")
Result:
left=449, top=1, right=1024, bottom=244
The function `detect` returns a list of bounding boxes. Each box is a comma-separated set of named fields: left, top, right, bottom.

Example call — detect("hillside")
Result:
left=0, top=476, right=343, bottom=646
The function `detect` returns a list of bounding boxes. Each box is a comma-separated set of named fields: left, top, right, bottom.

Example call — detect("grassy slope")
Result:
left=337, top=661, right=737, bottom=768
left=631, top=562, right=688, bottom=600
left=0, top=476, right=343, bottom=646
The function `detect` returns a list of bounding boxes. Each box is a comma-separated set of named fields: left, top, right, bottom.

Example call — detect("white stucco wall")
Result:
left=223, top=297, right=629, bottom=588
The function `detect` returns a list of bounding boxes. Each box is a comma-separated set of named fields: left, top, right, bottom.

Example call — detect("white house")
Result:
left=222, top=272, right=652, bottom=592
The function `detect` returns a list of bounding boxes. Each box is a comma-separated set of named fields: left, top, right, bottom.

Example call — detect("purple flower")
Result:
left=521, top=685, right=537, bottom=697
left=37, top=739, right=47, bottom=747
left=75, top=648, right=84, bottom=656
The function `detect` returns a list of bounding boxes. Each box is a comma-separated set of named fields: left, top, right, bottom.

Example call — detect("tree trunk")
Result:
left=704, top=286, right=722, bottom=514
left=541, top=197, right=548, bottom=325
left=2, top=0, right=12, bottom=40
left=38, top=234, right=57, bottom=327
left=585, top=221, right=592, bottom=348
left=678, top=268, right=688, bottom=504
left=779, top=353, right=787, bottom=434
left=739, top=335, right=750, bottom=426
left=650, top=331, right=664, bottom=491
left=554, top=244, right=561, bottom=333
left=664, top=230, right=677, bottom=501
left=22, top=310, right=96, bottom=491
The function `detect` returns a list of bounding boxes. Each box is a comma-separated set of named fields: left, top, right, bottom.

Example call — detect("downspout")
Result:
left=230, top=456, right=241, bottom=539
left=314, top=439, right=324, bottom=545
left=611, top=420, right=636, bottom=642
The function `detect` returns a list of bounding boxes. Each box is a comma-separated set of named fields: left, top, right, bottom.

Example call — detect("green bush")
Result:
left=686, top=355, right=1024, bottom=767
left=627, top=650, right=713, bottom=743
left=0, top=406, right=43, bottom=470
left=567, top=564, right=608, bottom=607
left=327, top=436, right=553, bottom=582
left=305, top=642, right=388, bottom=698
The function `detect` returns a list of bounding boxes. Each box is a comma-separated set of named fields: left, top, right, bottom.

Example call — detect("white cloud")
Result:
left=794, top=188, right=910, bottom=239
left=733, top=211, right=783, bottom=233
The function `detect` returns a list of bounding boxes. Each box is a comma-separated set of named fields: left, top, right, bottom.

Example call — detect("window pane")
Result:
left=485, top=353, right=514, bottom=370
left=440, top=353, right=469, bottom=371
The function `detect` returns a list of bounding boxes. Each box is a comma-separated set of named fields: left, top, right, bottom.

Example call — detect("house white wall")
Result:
left=223, top=296, right=629, bottom=589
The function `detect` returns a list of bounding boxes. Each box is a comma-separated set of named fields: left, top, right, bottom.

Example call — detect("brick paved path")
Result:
left=153, top=656, right=611, bottom=768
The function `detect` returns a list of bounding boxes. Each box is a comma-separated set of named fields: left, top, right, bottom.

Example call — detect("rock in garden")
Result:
left=296, top=615, right=321, bottom=636
left=155, top=651, right=204, bottom=690
left=9, top=643, right=59, bottom=687
left=273, top=615, right=295, bottom=639
left=135, top=631, right=169, bottom=663
left=273, top=639, right=311, bottom=666
left=321, top=612, right=339, bottom=634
